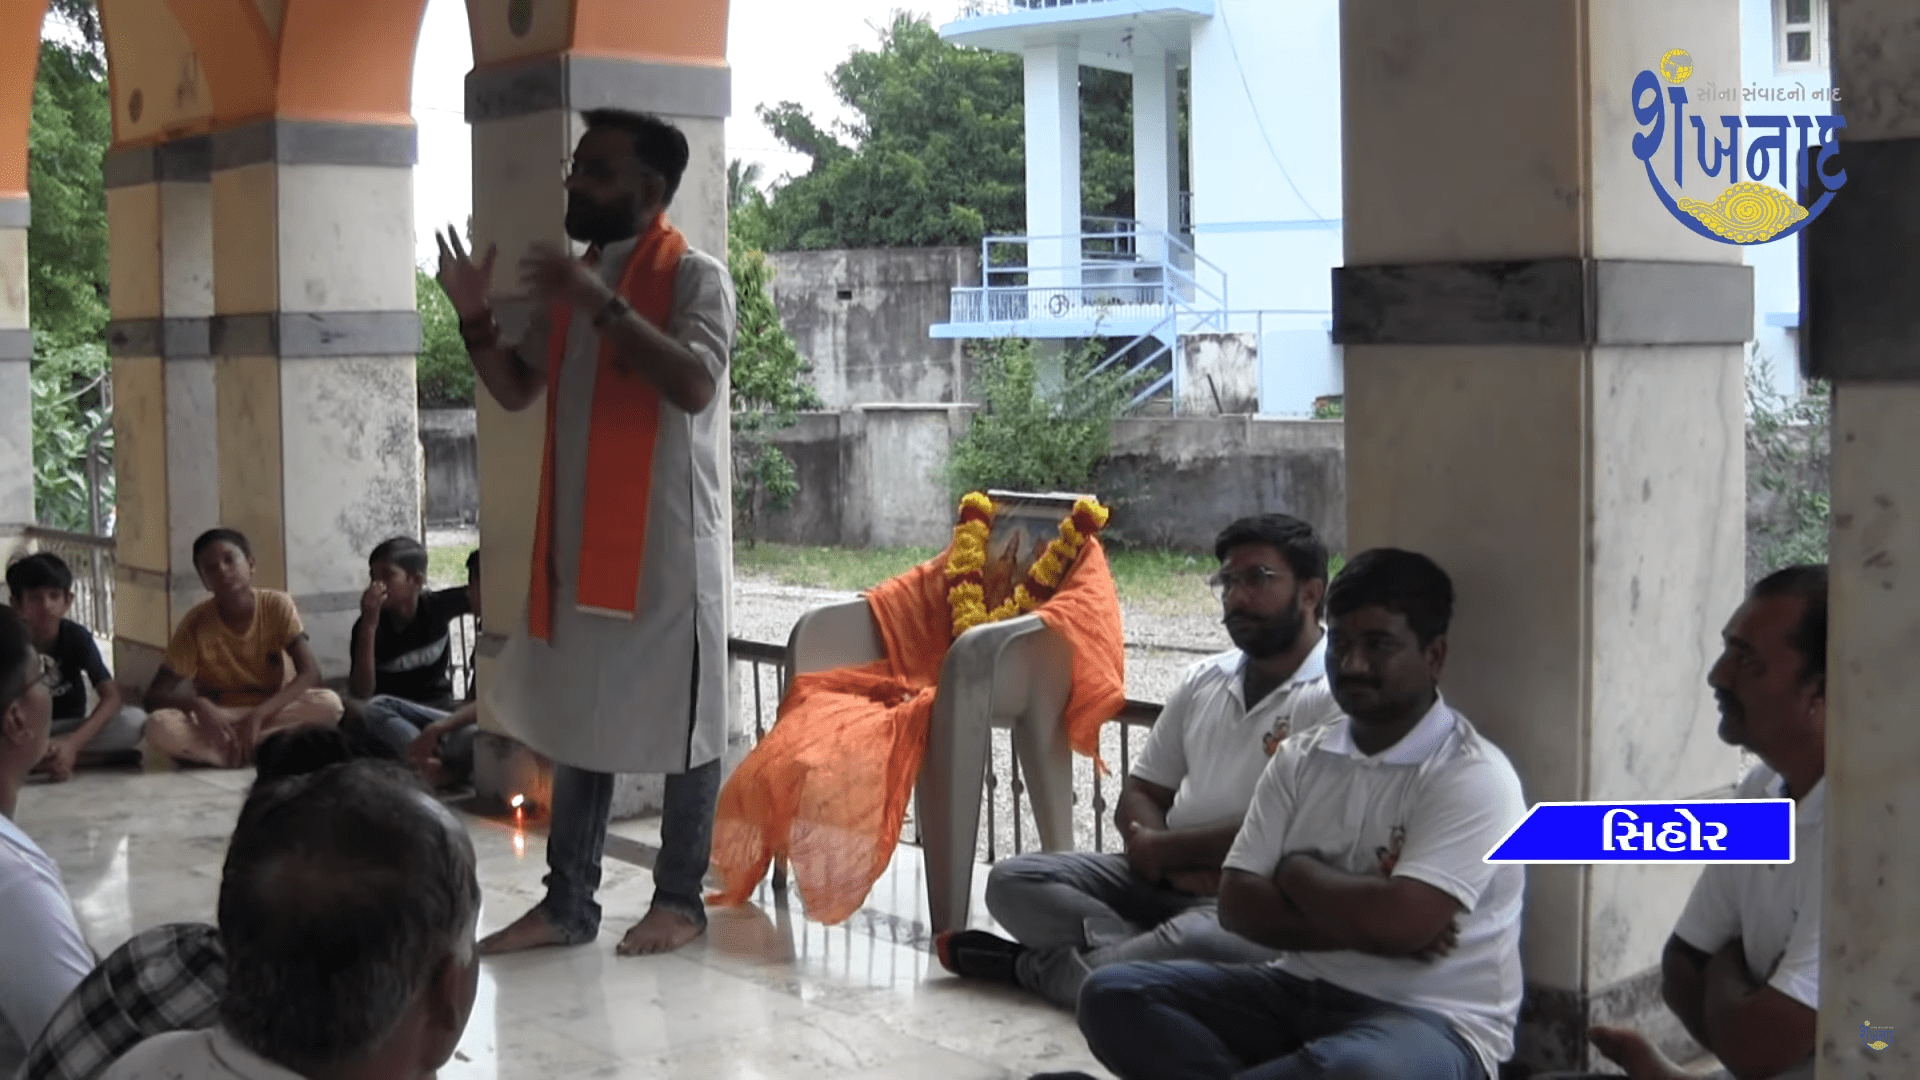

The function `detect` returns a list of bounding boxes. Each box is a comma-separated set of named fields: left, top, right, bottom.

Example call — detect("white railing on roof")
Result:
left=957, top=0, right=1115, bottom=15
left=946, top=223, right=1227, bottom=329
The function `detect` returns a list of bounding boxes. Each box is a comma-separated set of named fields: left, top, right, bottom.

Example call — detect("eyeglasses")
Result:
left=6, top=653, right=55, bottom=707
left=1208, top=566, right=1284, bottom=600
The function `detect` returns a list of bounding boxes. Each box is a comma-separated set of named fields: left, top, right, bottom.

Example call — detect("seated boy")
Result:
left=6, top=554, right=146, bottom=780
left=351, top=542, right=477, bottom=786
left=143, top=529, right=343, bottom=768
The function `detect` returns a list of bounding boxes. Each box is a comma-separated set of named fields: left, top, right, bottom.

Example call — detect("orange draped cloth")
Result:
left=709, top=538, right=1127, bottom=924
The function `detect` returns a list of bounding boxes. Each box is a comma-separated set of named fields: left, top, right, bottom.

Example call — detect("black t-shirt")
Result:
left=46, top=619, right=112, bottom=721
left=352, top=587, right=472, bottom=704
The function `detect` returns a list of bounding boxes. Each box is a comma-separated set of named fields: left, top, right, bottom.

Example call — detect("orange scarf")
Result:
left=527, top=218, right=689, bottom=641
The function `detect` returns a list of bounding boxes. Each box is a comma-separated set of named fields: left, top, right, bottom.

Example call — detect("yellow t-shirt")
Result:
left=164, top=589, right=306, bottom=707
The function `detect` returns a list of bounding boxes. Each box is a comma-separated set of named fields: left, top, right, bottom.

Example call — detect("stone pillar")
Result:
left=1804, top=1, right=1920, bottom=1074
left=0, top=194, right=28, bottom=527
left=1132, top=49, right=1181, bottom=264
left=464, top=51, right=731, bottom=812
left=1023, top=40, right=1081, bottom=294
left=205, top=120, right=422, bottom=675
left=103, top=137, right=218, bottom=687
left=1335, top=1, right=1749, bottom=1070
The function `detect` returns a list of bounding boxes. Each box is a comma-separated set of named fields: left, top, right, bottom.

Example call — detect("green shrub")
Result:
left=946, top=337, right=1144, bottom=497
left=1746, top=354, right=1829, bottom=580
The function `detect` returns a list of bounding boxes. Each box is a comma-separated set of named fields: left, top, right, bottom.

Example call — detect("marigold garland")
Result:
left=945, top=492, right=1110, bottom=639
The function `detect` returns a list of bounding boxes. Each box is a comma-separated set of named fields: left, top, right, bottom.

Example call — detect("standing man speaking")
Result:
left=436, top=110, right=736, bottom=957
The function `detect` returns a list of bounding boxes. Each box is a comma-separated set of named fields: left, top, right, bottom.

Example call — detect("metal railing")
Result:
left=958, top=0, right=1127, bottom=15
left=723, top=636, right=1164, bottom=863
left=10, top=527, right=116, bottom=639
left=947, top=226, right=1227, bottom=330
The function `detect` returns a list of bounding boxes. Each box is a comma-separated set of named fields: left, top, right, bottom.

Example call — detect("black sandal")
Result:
left=934, top=929, right=1025, bottom=985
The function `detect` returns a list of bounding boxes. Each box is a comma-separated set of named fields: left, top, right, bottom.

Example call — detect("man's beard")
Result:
left=564, top=192, right=640, bottom=246
left=1225, top=596, right=1307, bottom=660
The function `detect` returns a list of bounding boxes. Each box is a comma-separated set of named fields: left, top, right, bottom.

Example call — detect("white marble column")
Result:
left=1023, top=39, right=1081, bottom=297
left=103, top=137, right=217, bottom=686
left=1337, top=0, right=1748, bottom=1069
left=1132, top=49, right=1180, bottom=265
left=0, top=197, right=29, bottom=526
left=1805, top=0, right=1920, bottom=1074
left=206, top=121, right=423, bottom=676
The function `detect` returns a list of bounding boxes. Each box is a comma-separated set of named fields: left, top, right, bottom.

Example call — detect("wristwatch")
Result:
left=459, top=309, right=500, bottom=351
left=592, top=293, right=632, bottom=329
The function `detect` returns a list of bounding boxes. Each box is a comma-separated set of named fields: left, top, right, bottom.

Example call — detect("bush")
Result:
left=31, top=342, right=112, bottom=532
left=415, top=269, right=473, bottom=408
left=1746, top=354, right=1829, bottom=581
left=728, top=229, right=821, bottom=545
left=946, top=337, right=1143, bottom=497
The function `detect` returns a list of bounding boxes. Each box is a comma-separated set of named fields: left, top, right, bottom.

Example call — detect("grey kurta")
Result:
left=485, top=236, right=736, bottom=774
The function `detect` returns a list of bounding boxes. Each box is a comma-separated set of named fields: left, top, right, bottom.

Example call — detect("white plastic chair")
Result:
left=780, top=597, right=1076, bottom=935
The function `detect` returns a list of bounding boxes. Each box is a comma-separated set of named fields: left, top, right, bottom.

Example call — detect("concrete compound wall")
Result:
left=758, top=408, right=1347, bottom=554
left=764, top=247, right=980, bottom=409
left=421, top=409, right=479, bottom=525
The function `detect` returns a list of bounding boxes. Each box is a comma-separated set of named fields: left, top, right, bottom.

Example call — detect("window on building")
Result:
left=1775, top=0, right=1827, bottom=72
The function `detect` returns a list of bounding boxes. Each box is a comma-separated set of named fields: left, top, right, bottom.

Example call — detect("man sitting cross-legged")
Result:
left=99, top=758, right=481, bottom=1080
left=939, top=514, right=1336, bottom=1009
left=1579, top=565, right=1828, bottom=1080
left=1061, top=548, right=1528, bottom=1080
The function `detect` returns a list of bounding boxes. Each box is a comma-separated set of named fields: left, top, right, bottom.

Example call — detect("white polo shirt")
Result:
left=0, top=814, right=95, bottom=1077
left=1223, top=696, right=1527, bottom=1080
left=1131, top=638, right=1332, bottom=830
left=1673, top=764, right=1823, bottom=1020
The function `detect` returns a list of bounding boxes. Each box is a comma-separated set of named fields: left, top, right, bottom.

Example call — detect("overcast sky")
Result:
left=410, top=0, right=963, bottom=263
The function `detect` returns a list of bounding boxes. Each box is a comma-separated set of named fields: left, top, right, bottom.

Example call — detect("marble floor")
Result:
left=16, top=766, right=1115, bottom=1080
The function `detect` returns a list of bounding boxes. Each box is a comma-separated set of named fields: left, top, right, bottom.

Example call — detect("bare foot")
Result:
left=478, top=908, right=573, bottom=956
left=1589, top=1025, right=1693, bottom=1080
left=615, top=907, right=703, bottom=956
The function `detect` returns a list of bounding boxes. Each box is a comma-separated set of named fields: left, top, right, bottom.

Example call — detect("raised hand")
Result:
left=435, top=226, right=497, bottom=320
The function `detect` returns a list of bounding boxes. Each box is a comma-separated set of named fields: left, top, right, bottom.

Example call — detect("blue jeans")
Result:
left=361, top=695, right=474, bottom=781
left=536, top=758, right=722, bottom=942
left=1079, top=961, right=1487, bottom=1080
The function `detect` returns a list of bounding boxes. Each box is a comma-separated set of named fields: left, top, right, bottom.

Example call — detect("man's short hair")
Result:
left=1325, top=548, right=1455, bottom=647
left=191, top=528, right=252, bottom=568
left=581, top=108, right=690, bottom=205
left=0, top=605, right=32, bottom=705
left=465, top=549, right=480, bottom=579
left=6, top=552, right=75, bottom=599
left=1750, top=564, right=1828, bottom=691
left=218, top=761, right=479, bottom=1076
left=1214, top=515, right=1330, bottom=615
left=369, top=536, right=430, bottom=578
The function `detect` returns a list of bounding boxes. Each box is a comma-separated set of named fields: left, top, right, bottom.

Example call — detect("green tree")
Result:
left=946, top=337, right=1144, bottom=497
left=754, top=13, right=1173, bottom=251
left=1746, top=355, right=1830, bottom=580
left=728, top=226, right=821, bottom=544
left=415, top=268, right=473, bottom=407
left=28, top=21, right=113, bottom=530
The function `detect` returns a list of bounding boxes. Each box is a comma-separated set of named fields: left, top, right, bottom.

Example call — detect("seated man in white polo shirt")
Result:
left=1066, top=548, right=1528, bottom=1080
left=1581, top=564, right=1828, bottom=1080
left=937, top=515, right=1336, bottom=1009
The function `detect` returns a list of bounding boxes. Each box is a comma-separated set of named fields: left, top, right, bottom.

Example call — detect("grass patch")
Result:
left=734, top=542, right=941, bottom=593
left=427, top=543, right=478, bottom=588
